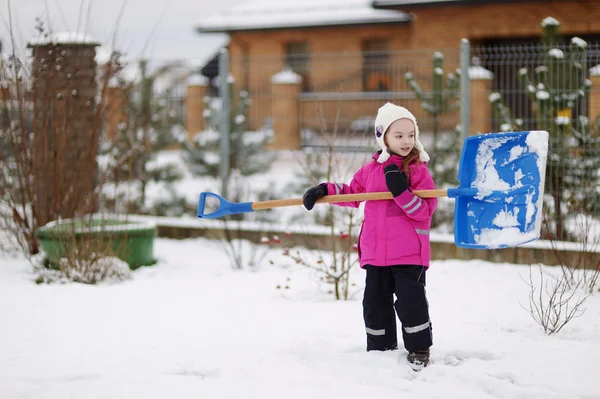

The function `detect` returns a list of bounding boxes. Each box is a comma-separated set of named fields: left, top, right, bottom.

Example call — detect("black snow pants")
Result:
left=363, top=265, right=432, bottom=352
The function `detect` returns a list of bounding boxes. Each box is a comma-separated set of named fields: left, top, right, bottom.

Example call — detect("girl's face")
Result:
left=385, top=118, right=415, bottom=157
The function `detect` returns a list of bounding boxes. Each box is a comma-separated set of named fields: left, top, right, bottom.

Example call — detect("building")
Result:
left=195, top=0, right=600, bottom=148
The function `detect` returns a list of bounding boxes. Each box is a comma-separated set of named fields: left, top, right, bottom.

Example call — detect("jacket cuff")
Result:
left=395, top=190, right=422, bottom=214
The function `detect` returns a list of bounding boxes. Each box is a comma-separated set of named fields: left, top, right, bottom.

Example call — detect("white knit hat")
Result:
left=374, top=102, right=430, bottom=164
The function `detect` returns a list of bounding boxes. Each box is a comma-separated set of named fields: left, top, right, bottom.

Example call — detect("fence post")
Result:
left=185, top=74, right=208, bottom=141
left=460, top=38, right=471, bottom=142
left=105, top=82, right=127, bottom=141
left=469, top=58, right=494, bottom=135
left=270, top=67, right=302, bottom=150
left=590, top=65, right=600, bottom=124
left=219, top=48, right=230, bottom=196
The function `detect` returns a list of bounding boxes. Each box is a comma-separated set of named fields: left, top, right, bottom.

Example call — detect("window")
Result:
left=285, top=41, right=311, bottom=92
left=362, top=39, right=390, bottom=92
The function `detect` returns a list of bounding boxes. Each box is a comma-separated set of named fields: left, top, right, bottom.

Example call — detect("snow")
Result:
left=488, top=92, right=501, bottom=103
left=27, top=32, right=100, bottom=47
left=471, top=131, right=548, bottom=248
left=196, top=0, right=409, bottom=32
left=473, top=139, right=511, bottom=198
left=536, top=91, right=550, bottom=100
left=38, top=216, right=156, bottom=234
left=1, top=237, right=599, bottom=398
left=187, top=74, right=209, bottom=86
left=548, top=48, right=564, bottom=59
left=1, top=121, right=599, bottom=397
left=271, top=68, right=303, bottom=84
left=571, top=36, right=587, bottom=49
left=541, top=16, right=560, bottom=27
left=142, top=148, right=373, bottom=225
left=469, top=65, right=493, bottom=80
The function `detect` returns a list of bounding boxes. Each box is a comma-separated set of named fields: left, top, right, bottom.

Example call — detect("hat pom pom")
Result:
left=414, top=139, right=430, bottom=162
left=377, top=148, right=391, bottom=164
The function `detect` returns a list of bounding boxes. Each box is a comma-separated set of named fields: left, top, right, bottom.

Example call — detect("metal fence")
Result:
left=474, top=42, right=600, bottom=129
left=193, top=43, right=600, bottom=130
left=154, top=40, right=600, bottom=230
left=221, top=48, right=465, bottom=140
left=197, top=40, right=600, bottom=240
left=155, top=40, right=600, bottom=152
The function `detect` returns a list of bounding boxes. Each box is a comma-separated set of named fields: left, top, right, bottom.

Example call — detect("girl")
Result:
left=303, top=102, right=437, bottom=371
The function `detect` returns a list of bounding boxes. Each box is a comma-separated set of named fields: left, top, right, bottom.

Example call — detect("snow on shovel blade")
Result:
left=453, top=130, right=549, bottom=249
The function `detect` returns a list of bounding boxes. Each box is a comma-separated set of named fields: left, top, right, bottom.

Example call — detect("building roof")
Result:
left=372, top=0, right=545, bottom=9
left=196, top=0, right=410, bottom=33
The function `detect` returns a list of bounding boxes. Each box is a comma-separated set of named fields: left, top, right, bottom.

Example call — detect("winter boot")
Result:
left=407, top=349, right=430, bottom=371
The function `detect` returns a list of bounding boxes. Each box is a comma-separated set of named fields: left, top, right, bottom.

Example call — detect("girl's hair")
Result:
left=402, top=148, right=421, bottom=177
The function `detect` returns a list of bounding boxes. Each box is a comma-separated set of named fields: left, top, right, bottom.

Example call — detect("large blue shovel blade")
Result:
left=454, top=130, right=548, bottom=249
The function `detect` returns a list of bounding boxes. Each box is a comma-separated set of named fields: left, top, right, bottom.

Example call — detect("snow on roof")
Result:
left=27, top=32, right=100, bottom=47
left=196, top=0, right=410, bottom=33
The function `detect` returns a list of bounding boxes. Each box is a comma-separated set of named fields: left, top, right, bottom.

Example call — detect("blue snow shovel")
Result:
left=197, top=130, right=549, bottom=249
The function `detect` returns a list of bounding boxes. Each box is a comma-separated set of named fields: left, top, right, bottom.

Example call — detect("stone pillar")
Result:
left=105, top=81, right=127, bottom=141
left=28, top=33, right=101, bottom=225
left=469, top=64, right=494, bottom=135
left=0, top=82, right=7, bottom=101
left=271, top=68, right=302, bottom=150
left=185, top=74, right=208, bottom=141
left=589, top=65, right=600, bottom=125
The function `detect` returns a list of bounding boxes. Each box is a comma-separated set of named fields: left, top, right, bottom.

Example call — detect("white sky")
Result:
left=1, top=0, right=243, bottom=62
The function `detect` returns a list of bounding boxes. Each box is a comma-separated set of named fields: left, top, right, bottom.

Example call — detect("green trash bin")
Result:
left=36, top=216, right=157, bottom=269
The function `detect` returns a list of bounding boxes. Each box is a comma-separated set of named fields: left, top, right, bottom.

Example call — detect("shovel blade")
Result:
left=454, top=130, right=549, bottom=249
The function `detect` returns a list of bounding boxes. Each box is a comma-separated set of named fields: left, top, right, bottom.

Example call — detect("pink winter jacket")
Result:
left=326, top=152, right=437, bottom=269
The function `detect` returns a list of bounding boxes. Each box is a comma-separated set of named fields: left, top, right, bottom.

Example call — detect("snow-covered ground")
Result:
left=1, top=237, right=599, bottom=399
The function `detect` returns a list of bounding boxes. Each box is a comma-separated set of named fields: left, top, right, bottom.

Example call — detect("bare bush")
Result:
left=0, top=18, right=124, bottom=258
left=32, top=213, right=149, bottom=283
left=524, top=265, right=589, bottom=335
left=218, top=172, right=277, bottom=270
left=274, top=103, right=366, bottom=300
left=275, top=229, right=360, bottom=300
left=0, top=9, right=164, bottom=284
left=34, top=252, right=132, bottom=284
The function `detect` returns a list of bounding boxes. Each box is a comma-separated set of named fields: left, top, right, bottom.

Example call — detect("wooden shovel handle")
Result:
left=251, top=189, right=449, bottom=211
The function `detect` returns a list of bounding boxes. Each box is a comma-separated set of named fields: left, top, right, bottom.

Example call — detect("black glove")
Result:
left=384, top=164, right=409, bottom=197
left=303, top=183, right=328, bottom=210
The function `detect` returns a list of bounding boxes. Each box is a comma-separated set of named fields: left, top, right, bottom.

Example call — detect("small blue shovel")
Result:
left=197, top=131, right=549, bottom=249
